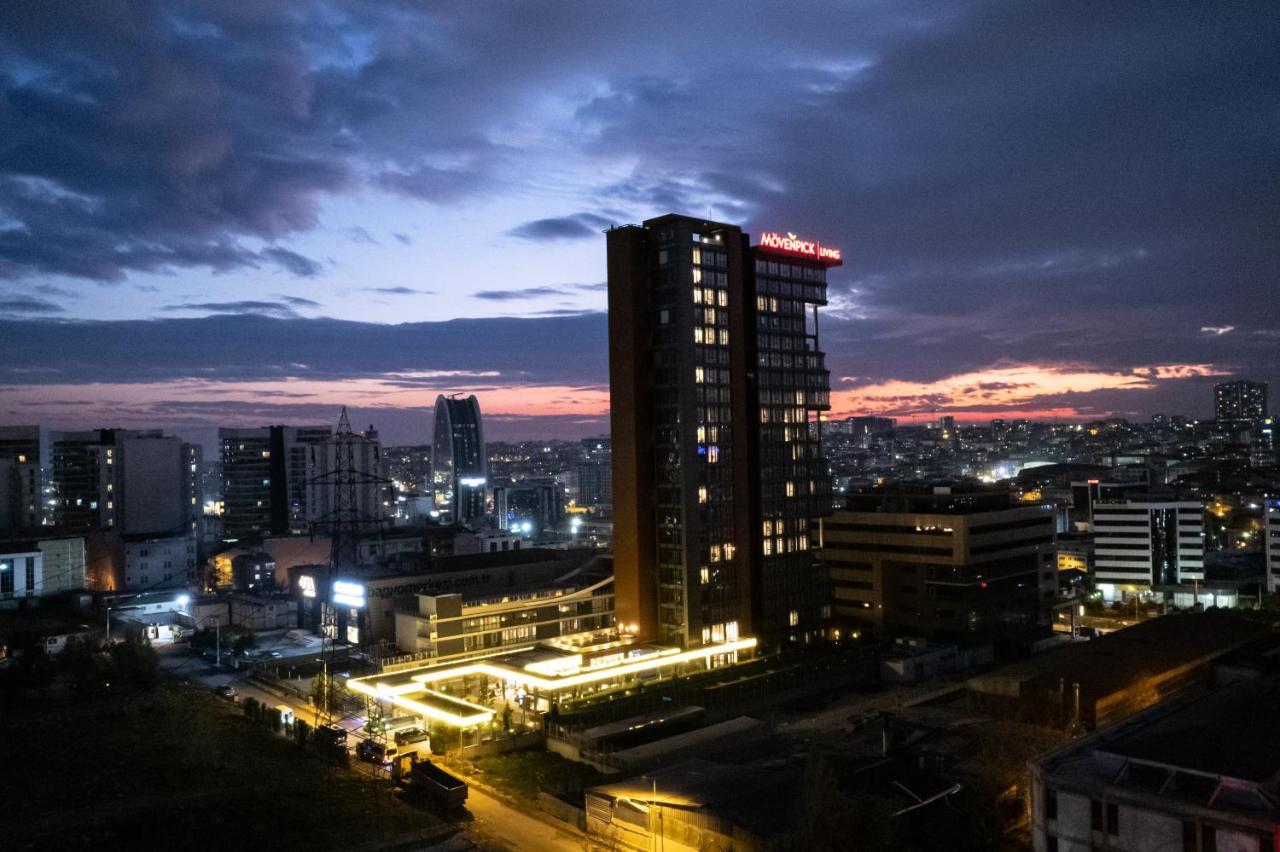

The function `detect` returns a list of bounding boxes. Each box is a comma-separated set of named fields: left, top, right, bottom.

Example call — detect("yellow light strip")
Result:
left=347, top=638, right=758, bottom=726
left=403, top=637, right=756, bottom=692
left=348, top=678, right=495, bottom=728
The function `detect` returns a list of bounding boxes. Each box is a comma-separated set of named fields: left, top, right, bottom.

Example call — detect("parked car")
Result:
left=214, top=684, right=238, bottom=702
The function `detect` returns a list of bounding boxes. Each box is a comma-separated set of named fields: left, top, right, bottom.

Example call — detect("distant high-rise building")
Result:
left=1093, top=500, right=1204, bottom=601
left=50, top=429, right=200, bottom=536
left=607, top=214, right=837, bottom=650
left=0, top=425, right=41, bottom=531
left=577, top=435, right=613, bottom=507
left=833, top=416, right=895, bottom=437
left=219, top=425, right=330, bottom=540
left=494, top=478, right=563, bottom=537
left=1213, top=379, right=1268, bottom=423
left=431, top=395, right=486, bottom=526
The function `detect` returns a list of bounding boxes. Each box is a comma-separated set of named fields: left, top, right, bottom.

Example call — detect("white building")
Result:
left=0, top=536, right=87, bottom=605
left=1093, top=501, right=1203, bottom=602
left=122, top=532, right=198, bottom=591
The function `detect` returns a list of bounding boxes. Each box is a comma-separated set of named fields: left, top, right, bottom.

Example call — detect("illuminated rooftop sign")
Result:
left=756, top=231, right=843, bottom=266
left=333, top=579, right=366, bottom=609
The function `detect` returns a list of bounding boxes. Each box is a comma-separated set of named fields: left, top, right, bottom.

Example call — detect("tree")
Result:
left=232, top=633, right=257, bottom=657
left=107, top=633, right=158, bottom=689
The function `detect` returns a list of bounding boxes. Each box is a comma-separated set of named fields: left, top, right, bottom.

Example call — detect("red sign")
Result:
left=757, top=231, right=843, bottom=267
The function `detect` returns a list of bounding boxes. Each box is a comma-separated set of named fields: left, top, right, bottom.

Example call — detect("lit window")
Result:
left=718, top=329, right=729, bottom=345
left=693, top=267, right=702, bottom=284
left=786, top=481, right=795, bottom=497
left=763, top=520, right=773, bottom=536
left=694, top=327, right=704, bottom=344
left=717, top=290, right=728, bottom=307
left=696, top=426, right=706, bottom=443
left=723, top=543, right=735, bottom=561
left=763, top=539, right=773, bottom=556
left=698, top=485, right=708, bottom=504
left=707, top=446, right=719, bottom=463
left=695, top=367, right=704, bottom=383
left=710, top=545, right=721, bottom=562
left=699, top=567, right=710, bottom=585
left=789, top=610, right=799, bottom=627
left=693, top=288, right=702, bottom=304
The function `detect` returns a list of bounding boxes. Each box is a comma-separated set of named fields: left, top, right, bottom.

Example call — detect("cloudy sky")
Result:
left=1, top=1, right=1276, bottom=445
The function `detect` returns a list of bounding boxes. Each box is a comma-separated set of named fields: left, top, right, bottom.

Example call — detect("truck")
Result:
left=409, top=759, right=468, bottom=808
left=314, top=723, right=348, bottom=761
left=358, top=730, right=431, bottom=766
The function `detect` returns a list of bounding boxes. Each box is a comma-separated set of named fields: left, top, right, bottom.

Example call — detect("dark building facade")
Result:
left=824, top=491, right=1057, bottom=642
left=0, top=426, right=41, bottom=532
left=1213, top=379, right=1268, bottom=423
left=219, top=425, right=330, bottom=541
left=494, top=478, right=563, bottom=537
left=51, top=429, right=201, bottom=536
left=607, top=214, right=837, bottom=651
left=431, top=394, right=487, bottom=526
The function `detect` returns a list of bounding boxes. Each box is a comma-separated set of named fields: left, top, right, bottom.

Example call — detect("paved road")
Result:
left=463, top=785, right=584, bottom=852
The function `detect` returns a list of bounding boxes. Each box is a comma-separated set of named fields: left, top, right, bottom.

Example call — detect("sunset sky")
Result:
left=1, top=2, right=1276, bottom=446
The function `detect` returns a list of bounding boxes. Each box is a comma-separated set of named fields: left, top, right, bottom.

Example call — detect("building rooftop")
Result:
left=588, top=758, right=796, bottom=837
left=843, top=489, right=1015, bottom=515
left=967, top=611, right=1272, bottom=705
left=1100, top=675, right=1280, bottom=783
left=1039, top=674, right=1280, bottom=819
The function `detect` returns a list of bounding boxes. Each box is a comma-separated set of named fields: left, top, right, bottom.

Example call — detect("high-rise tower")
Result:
left=607, top=214, right=839, bottom=650
left=431, top=394, right=487, bottom=526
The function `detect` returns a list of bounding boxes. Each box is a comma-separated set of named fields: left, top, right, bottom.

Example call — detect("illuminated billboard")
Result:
left=756, top=231, right=843, bottom=267
left=332, top=579, right=366, bottom=609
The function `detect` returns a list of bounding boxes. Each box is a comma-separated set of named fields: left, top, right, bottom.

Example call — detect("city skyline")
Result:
left=2, top=2, right=1277, bottom=444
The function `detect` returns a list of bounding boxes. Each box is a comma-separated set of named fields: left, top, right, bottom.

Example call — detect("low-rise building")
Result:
left=966, top=612, right=1271, bottom=730
left=1030, top=673, right=1280, bottom=852
left=122, top=532, right=197, bottom=591
left=0, top=535, right=87, bottom=605
left=394, top=567, right=614, bottom=662
left=229, top=594, right=297, bottom=631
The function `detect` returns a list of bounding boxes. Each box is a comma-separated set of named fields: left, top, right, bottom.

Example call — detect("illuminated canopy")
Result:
left=347, top=637, right=757, bottom=728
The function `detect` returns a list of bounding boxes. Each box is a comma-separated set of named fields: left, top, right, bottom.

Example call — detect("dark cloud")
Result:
left=0, top=313, right=608, bottom=386
left=162, top=300, right=305, bottom=318
left=0, top=295, right=65, bottom=314
left=472, top=286, right=572, bottom=301
left=362, top=286, right=434, bottom=296
left=506, top=213, right=614, bottom=241
left=0, top=1, right=1276, bottom=429
left=260, top=247, right=323, bottom=277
